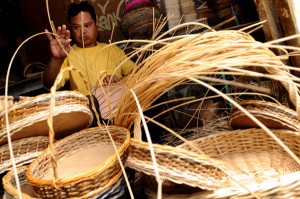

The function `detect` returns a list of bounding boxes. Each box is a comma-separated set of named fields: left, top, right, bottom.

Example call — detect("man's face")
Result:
left=70, top=11, right=98, bottom=48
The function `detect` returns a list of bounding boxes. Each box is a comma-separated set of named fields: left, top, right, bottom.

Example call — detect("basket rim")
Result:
left=26, top=125, right=130, bottom=186
left=2, top=166, right=35, bottom=199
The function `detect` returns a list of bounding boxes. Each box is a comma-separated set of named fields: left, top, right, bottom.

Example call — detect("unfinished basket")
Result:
left=128, top=128, right=300, bottom=197
left=3, top=166, right=37, bottom=199
left=26, top=126, right=130, bottom=199
left=0, top=91, right=93, bottom=145
left=229, top=100, right=300, bottom=131
left=92, top=80, right=126, bottom=120
left=0, top=136, right=50, bottom=174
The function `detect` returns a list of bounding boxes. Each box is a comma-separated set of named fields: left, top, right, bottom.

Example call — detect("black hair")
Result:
left=67, top=1, right=97, bottom=24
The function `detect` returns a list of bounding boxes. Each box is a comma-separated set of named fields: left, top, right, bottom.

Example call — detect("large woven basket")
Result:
left=0, top=136, right=50, bottom=174
left=2, top=166, right=37, bottom=199
left=0, top=91, right=93, bottom=145
left=128, top=128, right=300, bottom=197
left=229, top=99, right=300, bottom=131
left=26, top=126, right=130, bottom=198
left=121, top=5, right=162, bottom=40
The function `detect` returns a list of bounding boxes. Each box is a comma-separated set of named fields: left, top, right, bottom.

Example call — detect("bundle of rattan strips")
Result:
left=0, top=91, right=93, bottom=145
left=127, top=128, right=300, bottom=198
left=229, top=100, right=300, bottom=131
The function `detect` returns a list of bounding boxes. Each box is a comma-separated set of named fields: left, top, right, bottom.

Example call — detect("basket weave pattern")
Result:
left=0, top=136, right=50, bottom=174
left=26, top=126, right=130, bottom=198
left=127, top=138, right=228, bottom=190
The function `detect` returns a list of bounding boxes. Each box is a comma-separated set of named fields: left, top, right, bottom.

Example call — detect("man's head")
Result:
left=67, top=1, right=98, bottom=48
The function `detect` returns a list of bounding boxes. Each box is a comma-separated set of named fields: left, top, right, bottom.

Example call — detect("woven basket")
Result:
left=2, top=166, right=37, bottom=199
left=127, top=137, right=228, bottom=190
left=92, top=81, right=126, bottom=120
left=229, top=100, right=300, bottom=131
left=0, top=136, right=50, bottom=174
left=0, top=91, right=93, bottom=145
left=121, top=5, right=162, bottom=40
left=128, top=128, right=300, bottom=197
left=26, top=126, right=130, bottom=198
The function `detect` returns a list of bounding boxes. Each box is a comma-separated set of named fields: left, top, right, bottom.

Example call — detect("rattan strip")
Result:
left=127, top=138, right=229, bottom=190
left=0, top=136, right=50, bottom=174
left=26, top=126, right=130, bottom=199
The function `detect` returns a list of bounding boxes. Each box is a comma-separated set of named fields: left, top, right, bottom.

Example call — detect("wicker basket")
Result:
left=121, top=5, right=162, bottom=40
left=127, top=137, right=228, bottom=190
left=128, top=128, right=300, bottom=197
left=2, top=166, right=37, bottom=199
left=229, top=100, right=300, bottom=131
left=26, top=126, right=130, bottom=198
left=0, top=91, right=93, bottom=145
left=0, top=136, right=50, bottom=174
left=92, top=81, right=126, bottom=120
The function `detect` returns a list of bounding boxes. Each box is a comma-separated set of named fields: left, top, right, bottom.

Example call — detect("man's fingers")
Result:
left=45, top=29, right=54, bottom=42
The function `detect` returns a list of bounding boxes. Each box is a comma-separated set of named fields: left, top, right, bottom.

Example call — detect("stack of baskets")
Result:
left=0, top=91, right=129, bottom=198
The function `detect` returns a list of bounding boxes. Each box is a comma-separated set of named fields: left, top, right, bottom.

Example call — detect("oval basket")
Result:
left=26, top=126, right=130, bottom=198
left=229, top=100, right=300, bottom=131
left=179, top=128, right=300, bottom=198
left=121, top=5, right=162, bottom=40
left=3, top=166, right=37, bottom=199
left=0, top=136, right=50, bottom=174
left=0, top=91, right=93, bottom=145
left=128, top=128, right=300, bottom=197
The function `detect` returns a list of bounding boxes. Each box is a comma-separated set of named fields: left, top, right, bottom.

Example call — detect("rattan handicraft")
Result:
left=0, top=91, right=93, bottom=145
left=229, top=100, right=300, bottom=131
left=3, top=166, right=37, bottom=199
left=128, top=128, right=300, bottom=197
left=26, top=126, right=130, bottom=198
left=0, top=136, right=50, bottom=174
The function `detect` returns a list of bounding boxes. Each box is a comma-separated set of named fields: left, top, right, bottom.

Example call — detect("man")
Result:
left=43, top=1, right=135, bottom=95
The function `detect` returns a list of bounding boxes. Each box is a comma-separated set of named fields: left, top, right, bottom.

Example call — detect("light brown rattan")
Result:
left=127, top=137, right=228, bottom=190
left=0, top=136, right=50, bottom=174
left=229, top=100, right=300, bottom=131
left=0, top=91, right=93, bottom=145
left=3, top=166, right=37, bottom=199
left=26, top=126, right=130, bottom=199
left=0, top=96, right=13, bottom=112
left=128, top=128, right=300, bottom=198
left=92, top=81, right=126, bottom=120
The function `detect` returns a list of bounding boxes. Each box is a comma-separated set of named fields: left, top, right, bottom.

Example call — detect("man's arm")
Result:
left=43, top=25, right=72, bottom=90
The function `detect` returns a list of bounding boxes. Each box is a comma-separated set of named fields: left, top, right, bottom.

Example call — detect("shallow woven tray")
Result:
left=0, top=91, right=93, bottom=145
left=128, top=128, right=300, bottom=197
left=26, top=126, right=130, bottom=198
left=0, top=136, right=50, bottom=174
left=3, top=166, right=37, bottom=199
left=229, top=100, right=300, bottom=131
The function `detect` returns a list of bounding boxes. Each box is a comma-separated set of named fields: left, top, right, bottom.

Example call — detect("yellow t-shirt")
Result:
left=56, top=42, right=135, bottom=95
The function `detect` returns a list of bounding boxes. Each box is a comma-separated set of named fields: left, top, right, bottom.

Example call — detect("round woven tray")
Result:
left=0, top=91, right=93, bottom=145
left=2, top=166, right=37, bottom=199
left=26, top=126, right=130, bottom=198
left=0, top=136, right=50, bottom=174
left=128, top=128, right=300, bottom=197
left=229, top=100, right=300, bottom=131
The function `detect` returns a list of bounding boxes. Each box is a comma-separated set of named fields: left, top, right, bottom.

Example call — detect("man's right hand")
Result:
left=45, top=25, right=72, bottom=60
